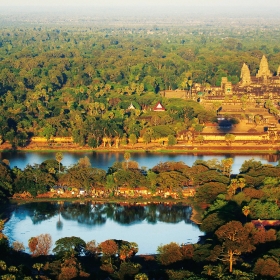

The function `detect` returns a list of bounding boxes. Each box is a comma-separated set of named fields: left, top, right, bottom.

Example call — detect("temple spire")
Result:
left=256, top=55, right=272, bottom=80
left=240, top=63, right=251, bottom=86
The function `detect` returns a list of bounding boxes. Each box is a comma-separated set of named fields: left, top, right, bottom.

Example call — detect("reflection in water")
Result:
left=55, top=203, right=195, bottom=225
left=0, top=151, right=279, bottom=173
left=3, top=202, right=203, bottom=254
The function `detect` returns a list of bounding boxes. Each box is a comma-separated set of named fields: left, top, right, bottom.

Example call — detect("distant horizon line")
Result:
left=1, top=3, right=280, bottom=7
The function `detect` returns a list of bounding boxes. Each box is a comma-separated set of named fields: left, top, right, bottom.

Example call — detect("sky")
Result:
left=0, top=0, right=280, bottom=7
left=1, top=0, right=280, bottom=18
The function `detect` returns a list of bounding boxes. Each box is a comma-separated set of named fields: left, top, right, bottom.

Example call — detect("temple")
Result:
left=163, top=55, right=280, bottom=143
left=256, top=55, right=272, bottom=81
left=163, top=55, right=280, bottom=101
left=191, top=55, right=280, bottom=100
left=240, top=63, right=251, bottom=86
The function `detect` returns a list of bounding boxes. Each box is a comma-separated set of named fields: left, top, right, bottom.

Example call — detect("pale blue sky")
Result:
left=1, top=0, right=280, bottom=6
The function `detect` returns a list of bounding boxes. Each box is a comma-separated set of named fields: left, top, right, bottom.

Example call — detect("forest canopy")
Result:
left=1, top=19, right=280, bottom=148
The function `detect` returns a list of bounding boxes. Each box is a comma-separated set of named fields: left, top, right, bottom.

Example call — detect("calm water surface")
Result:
left=2, top=151, right=278, bottom=254
left=3, top=202, right=203, bottom=255
left=0, top=151, right=279, bottom=173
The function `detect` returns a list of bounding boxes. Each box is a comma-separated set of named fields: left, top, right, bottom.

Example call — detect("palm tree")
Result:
left=55, top=152, right=63, bottom=173
left=228, top=179, right=238, bottom=195
left=238, top=178, right=246, bottom=192
left=221, top=158, right=234, bottom=178
left=201, top=264, right=215, bottom=276
left=242, top=206, right=250, bottom=221
left=214, top=264, right=226, bottom=279
left=124, top=152, right=131, bottom=169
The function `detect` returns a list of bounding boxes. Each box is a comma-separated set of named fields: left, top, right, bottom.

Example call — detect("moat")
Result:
left=3, top=202, right=203, bottom=255
left=0, top=151, right=279, bottom=173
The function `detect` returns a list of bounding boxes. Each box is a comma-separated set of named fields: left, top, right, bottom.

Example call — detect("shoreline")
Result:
left=0, top=145, right=279, bottom=155
left=0, top=138, right=279, bottom=155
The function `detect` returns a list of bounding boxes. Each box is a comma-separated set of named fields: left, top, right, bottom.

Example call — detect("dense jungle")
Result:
left=0, top=10, right=280, bottom=280
left=1, top=17, right=280, bottom=148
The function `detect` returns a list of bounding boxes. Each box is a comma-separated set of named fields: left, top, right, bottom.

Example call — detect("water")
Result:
left=3, top=202, right=203, bottom=255
left=0, top=151, right=279, bottom=173
left=2, top=151, right=278, bottom=255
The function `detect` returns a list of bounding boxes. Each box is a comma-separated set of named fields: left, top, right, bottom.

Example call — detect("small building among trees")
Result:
left=153, top=101, right=165, bottom=112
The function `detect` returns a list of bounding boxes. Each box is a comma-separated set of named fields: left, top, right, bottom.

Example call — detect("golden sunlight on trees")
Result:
left=212, top=221, right=255, bottom=273
left=99, top=239, right=118, bottom=274
left=157, top=242, right=183, bottom=266
left=221, top=158, right=233, bottom=178
left=212, top=221, right=276, bottom=273
left=59, top=254, right=90, bottom=280
left=28, top=234, right=52, bottom=257
left=12, top=241, right=25, bottom=252
left=124, top=152, right=131, bottom=169
left=242, top=206, right=250, bottom=220
left=253, top=257, right=280, bottom=277
left=85, top=240, right=98, bottom=256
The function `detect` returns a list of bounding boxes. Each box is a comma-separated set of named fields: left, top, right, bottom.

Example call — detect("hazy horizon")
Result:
left=1, top=0, right=280, bottom=7
left=1, top=0, right=280, bottom=21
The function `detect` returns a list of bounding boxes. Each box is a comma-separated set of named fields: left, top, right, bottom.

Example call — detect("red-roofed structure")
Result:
left=153, top=101, right=165, bottom=111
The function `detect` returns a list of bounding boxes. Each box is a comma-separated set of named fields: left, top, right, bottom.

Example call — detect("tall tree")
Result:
left=55, top=152, right=63, bottom=173
left=124, top=152, right=131, bottom=169
left=212, top=221, right=276, bottom=273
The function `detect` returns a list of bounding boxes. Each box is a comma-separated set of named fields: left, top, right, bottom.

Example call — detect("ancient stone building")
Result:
left=220, top=77, right=233, bottom=95
left=256, top=55, right=272, bottom=81
left=240, top=63, right=251, bottom=86
left=200, top=55, right=280, bottom=100
left=164, top=55, right=280, bottom=105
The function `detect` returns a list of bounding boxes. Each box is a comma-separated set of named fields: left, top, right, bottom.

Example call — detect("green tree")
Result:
left=167, top=134, right=177, bottom=146
left=41, top=123, right=56, bottom=141
left=224, top=133, right=235, bottom=146
left=129, top=134, right=137, bottom=146
left=53, top=236, right=86, bottom=257
left=157, top=242, right=183, bottom=266
left=196, top=135, right=204, bottom=145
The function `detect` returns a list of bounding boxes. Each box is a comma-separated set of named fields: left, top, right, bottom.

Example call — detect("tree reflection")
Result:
left=61, top=203, right=107, bottom=226
left=56, top=201, right=63, bottom=230
left=157, top=204, right=192, bottom=224
left=24, top=202, right=59, bottom=224
left=113, top=205, right=146, bottom=225
left=14, top=202, right=194, bottom=226
left=144, top=204, right=158, bottom=224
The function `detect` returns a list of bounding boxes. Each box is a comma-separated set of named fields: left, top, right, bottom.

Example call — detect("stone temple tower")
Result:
left=256, top=55, right=272, bottom=81
left=240, top=63, right=251, bottom=86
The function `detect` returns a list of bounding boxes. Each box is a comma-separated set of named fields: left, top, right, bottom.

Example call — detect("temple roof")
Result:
left=153, top=101, right=165, bottom=111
